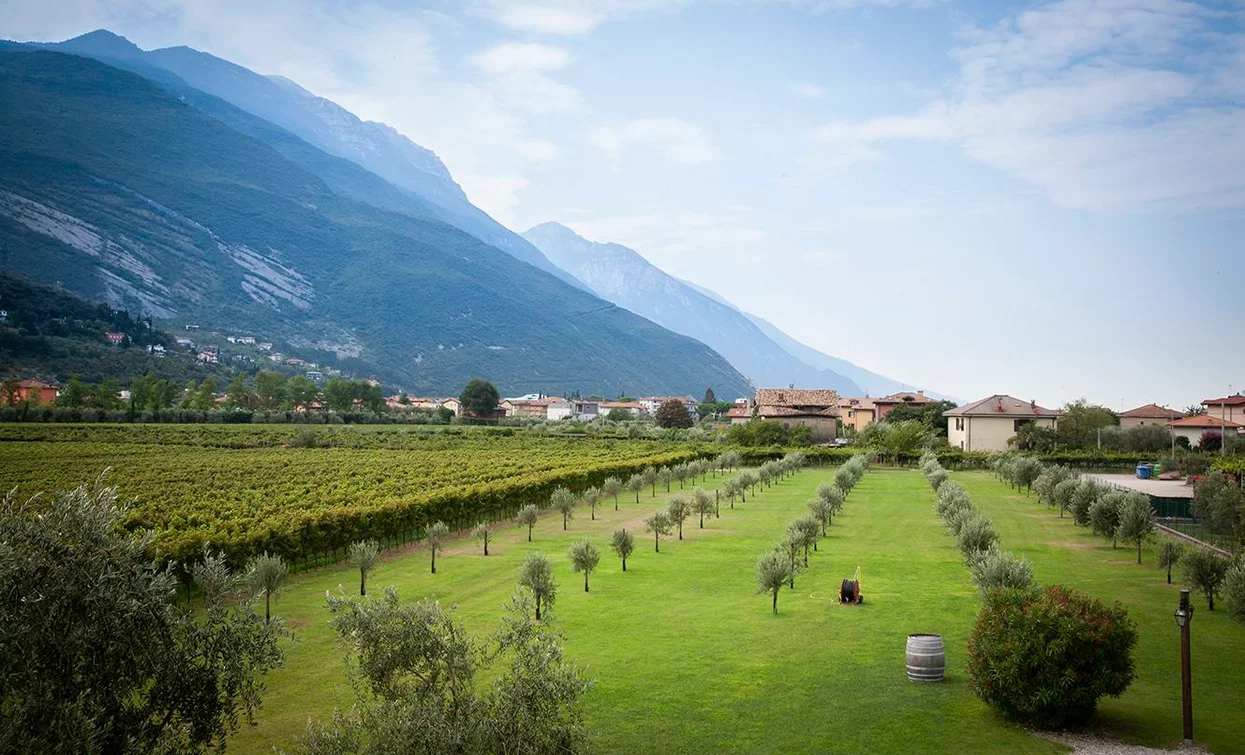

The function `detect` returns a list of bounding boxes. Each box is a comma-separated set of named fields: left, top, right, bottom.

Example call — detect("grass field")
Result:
left=221, top=466, right=1245, bottom=755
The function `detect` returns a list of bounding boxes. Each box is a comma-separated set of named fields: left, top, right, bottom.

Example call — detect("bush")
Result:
left=956, top=515, right=998, bottom=558
left=1225, top=560, right=1245, bottom=623
left=969, top=549, right=1035, bottom=598
left=967, top=585, right=1137, bottom=728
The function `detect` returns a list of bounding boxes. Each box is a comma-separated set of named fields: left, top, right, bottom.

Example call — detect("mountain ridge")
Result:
left=0, top=50, right=750, bottom=396
left=522, top=222, right=868, bottom=395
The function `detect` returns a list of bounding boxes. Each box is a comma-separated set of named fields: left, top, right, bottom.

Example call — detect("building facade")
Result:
left=944, top=395, right=1061, bottom=452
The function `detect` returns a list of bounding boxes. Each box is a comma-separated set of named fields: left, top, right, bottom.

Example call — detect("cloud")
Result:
left=787, top=81, right=825, bottom=99
left=492, top=3, right=602, bottom=33
left=815, top=0, right=1245, bottom=211
left=468, top=41, right=584, bottom=113
left=592, top=118, right=721, bottom=168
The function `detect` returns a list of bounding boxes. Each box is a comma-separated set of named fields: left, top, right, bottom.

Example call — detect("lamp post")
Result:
left=1174, top=589, right=1194, bottom=746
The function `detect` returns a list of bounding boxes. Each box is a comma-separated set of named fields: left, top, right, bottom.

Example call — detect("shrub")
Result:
left=956, top=515, right=998, bottom=558
left=967, top=585, right=1137, bottom=728
left=1225, top=559, right=1245, bottom=623
left=969, top=549, right=1035, bottom=598
left=1182, top=547, right=1229, bottom=611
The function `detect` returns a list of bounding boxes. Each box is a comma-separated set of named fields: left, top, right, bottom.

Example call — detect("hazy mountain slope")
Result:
left=0, top=51, right=750, bottom=396
left=20, top=30, right=583, bottom=289
left=523, top=223, right=864, bottom=394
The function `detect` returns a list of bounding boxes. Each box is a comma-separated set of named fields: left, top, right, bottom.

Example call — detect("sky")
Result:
left=4, top=0, right=1244, bottom=409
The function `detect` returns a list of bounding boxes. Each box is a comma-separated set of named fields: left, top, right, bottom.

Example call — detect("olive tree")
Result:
left=349, top=539, right=381, bottom=595
left=568, top=539, right=601, bottom=592
left=245, top=551, right=288, bottom=624
left=692, top=489, right=715, bottom=528
left=645, top=511, right=673, bottom=552
left=968, top=549, right=1034, bottom=597
left=582, top=486, right=601, bottom=521
left=626, top=473, right=644, bottom=504
left=756, top=549, right=793, bottom=615
left=667, top=497, right=691, bottom=540
left=1089, top=492, right=1125, bottom=547
left=610, top=528, right=635, bottom=572
left=642, top=466, right=658, bottom=497
left=815, top=482, right=845, bottom=527
left=602, top=476, right=623, bottom=510
left=790, top=517, right=820, bottom=565
left=518, top=553, right=557, bottom=620
left=1156, top=539, right=1184, bottom=584
left=298, top=588, right=590, bottom=753
left=551, top=487, right=576, bottom=530
left=779, top=537, right=804, bottom=589
left=473, top=523, right=494, bottom=556
left=1182, top=548, right=1229, bottom=610
left=1225, top=560, right=1245, bottom=623
left=807, top=497, right=832, bottom=536
left=1114, top=493, right=1155, bottom=564
left=0, top=482, right=284, bottom=754
left=517, top=504, right=539, bottom=542
left=425, top=522, right=449, bottom=574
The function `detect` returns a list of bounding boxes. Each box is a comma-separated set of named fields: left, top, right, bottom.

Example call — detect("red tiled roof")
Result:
left=727, top=406, right=751, bottom=418
left=1203, top=395, right=1245, bottom=407
left=943, top=394, right=1060, bottom=418
left=873, top=391, right=933, bottom=405
left=758, top=406, right=838, bottom=418
left=1169, top=415, right=1242, bottom=428
left=1119, top=403, right=1182, bottom=419
left=755, top=387, right=839, bottom=409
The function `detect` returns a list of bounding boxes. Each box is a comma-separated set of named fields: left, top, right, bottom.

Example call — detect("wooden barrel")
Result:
left=905, top=634, right=945, bottom=682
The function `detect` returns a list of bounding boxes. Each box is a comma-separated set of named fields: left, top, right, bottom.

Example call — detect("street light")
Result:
left=1174, top=589, right=1194, bottom=746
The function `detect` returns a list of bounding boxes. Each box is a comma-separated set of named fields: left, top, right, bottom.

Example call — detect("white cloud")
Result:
left=816, top=0, right=1245, bottom=211
left=592, top=118, right=721, bottom=168
left=492, top=3, right=601, bottom=33
left=468, top=41, right=584, bottom=113
left=786, top=81, right=825, bottom=99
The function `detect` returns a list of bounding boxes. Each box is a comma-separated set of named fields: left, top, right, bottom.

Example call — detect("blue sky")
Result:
left=4, top=0, right=1244, bottom=408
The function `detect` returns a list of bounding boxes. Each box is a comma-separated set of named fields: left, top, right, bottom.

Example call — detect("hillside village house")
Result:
left=1119, top=403, right=1183, bottom=428
left=639, top=396, right=699, bottom=416
left=837, top=397, right=875, bottom=434
left=754, top=388, right=840, bottom=442
left=944, top=395, right=1061, bottom=452
left=502, top=397, right=563, bottom=419
left=1202, top=394, right=1245, bottom=425
left=873, top=391, right=935, bottom=421
left=1167, top=414, right=1243, bottom=447
left=440, top=398, right=461, bottom=416
left=727, top=404, right=752, bottom=424
left=3, top=379, right=59, bottom=406
left=599, top=400, right=644, bottom=417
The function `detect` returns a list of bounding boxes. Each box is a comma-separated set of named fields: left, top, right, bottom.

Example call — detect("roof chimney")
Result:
left=918, top=390, right=925, bottom=396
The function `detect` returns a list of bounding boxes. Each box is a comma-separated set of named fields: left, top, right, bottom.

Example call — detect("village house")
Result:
left=548, top=399, right=599, bottom=421
left=305, top=371, right=325, bottom=383
left=727, top=404, right=752, bottom=424
left=175, top=337, right=194, bottom=348
left=4, top=379, right=59, bottom=405
left=754, top=387, right=840, bottom=442
left=1167, top=414, right=1243, bottom=447
left=502, top=397, right=562, bottom=419
left=837, top=397, right=875, bottom=434
left=439, top=398, right=461, bottom=416
left=1202, top=394, right=1245, bottom=425
left=1118, top=403, right=1183, bottom=428
left=238, top=336, right=256, bottom=345
left=638, top=396, right=699, bottom=416
left=104, top=331, right=125, bottom=345
left=599, top=400, right=644, bottom=417
left=285, top=357, right=306, bottom=367
left=944, top=394, right=1061, bottom=452
left=872, top=390, right=934, bottom=421
left=196, top=349, right=218, bottom=364
left=258, top=342, right=273, bottom=351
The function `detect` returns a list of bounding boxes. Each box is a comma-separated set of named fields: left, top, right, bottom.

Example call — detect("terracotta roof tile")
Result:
left=754, top=387, right=839, bottom=408
left=1119, top=403, right=1182, bottom=419
left=943, top=394, right=1060, bottom=418
left=1169, top=415, right=1242, bottom=428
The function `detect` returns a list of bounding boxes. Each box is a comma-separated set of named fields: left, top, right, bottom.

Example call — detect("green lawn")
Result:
left=961, top=472, right=1245, bottom=754
left=230, top=468, right=1244, bottom=754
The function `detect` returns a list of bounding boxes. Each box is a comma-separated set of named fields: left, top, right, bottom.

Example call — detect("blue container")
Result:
left=1135, top=464, right=1152, bottom=480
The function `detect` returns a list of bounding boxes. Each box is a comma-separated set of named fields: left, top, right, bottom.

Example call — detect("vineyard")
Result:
left=0, top=425, right=703, bottom=566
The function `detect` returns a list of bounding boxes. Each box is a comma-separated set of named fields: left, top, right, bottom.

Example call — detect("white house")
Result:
left=547, top=399, right=599, bottom=421
left=1167, top=415, right=1242, bottom=447
left=944, top=395, right=1061, bottom=452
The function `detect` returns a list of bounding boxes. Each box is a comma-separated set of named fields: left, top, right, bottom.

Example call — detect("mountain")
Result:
left=17, top=30, right=584, bottom=289
left=0, top=51, right=750, bottom=396
left=522, top=222, right=866, bottom=394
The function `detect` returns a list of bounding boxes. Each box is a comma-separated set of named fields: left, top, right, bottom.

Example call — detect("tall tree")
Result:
left=519, top=553, right=557, bottom=620
left=225, top=373, right=251, bottom=409
left=610, top=528, right=635, bottom=572
left=59, top=376, right=87, bottom=408
left=517, top=504, right=539, bottom=542
left=348, top=540, right=380, bottom=595
left=567, top=539, right=601, bottom=592
left=655, top=399, right=694, bottom=429
left=192, top=377, right=216, bottom=411
left=459, top=378, right=501, bottom=418
left=426, top=522, right=450, bottom=574
left=284, top=375, right=317, bottom=410
left=693, top=489, right=715, bottom=528
left=703, top=387, right=716, bottom=404
left=626, top=473, right=644, bottom=504
left=245, top=552, right=288, bottom=624
left=255, top=371, right=288, bottom=410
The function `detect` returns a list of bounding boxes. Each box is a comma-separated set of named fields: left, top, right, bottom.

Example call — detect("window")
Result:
left=1014, top=419, right=1033, bottom=433
left=954, top=417, right=964, bottom=431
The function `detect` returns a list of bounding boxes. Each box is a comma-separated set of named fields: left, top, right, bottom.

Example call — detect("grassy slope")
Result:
left=960, top=472, right=1245, bottom=754
left=233, top=468, right=1057, bottom=755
